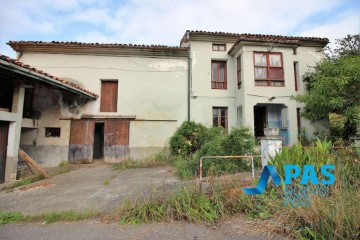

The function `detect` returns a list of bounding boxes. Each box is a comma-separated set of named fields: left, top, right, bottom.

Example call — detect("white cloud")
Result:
left=0, top=0, right=358, bottom=57
left=299, top=9, right=360, bottom=49
left=71, top=0, right=346, bottom=45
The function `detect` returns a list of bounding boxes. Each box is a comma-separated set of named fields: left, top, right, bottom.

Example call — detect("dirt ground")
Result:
left=0, top=216, right=286, bottom=240
left=0, top=164, right=287, bottom=239
left=0, top=164, right=179, bottom=215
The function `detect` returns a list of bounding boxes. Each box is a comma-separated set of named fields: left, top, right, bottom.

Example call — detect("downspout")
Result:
left=187, top=50, right=192, bottom=121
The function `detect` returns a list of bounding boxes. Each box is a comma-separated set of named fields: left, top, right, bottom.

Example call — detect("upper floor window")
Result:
left=213, top=107, right=228, bottom=129
left=237, top=56, right=241, bottom=89
left=254, top=52, right=284, bottom=87
left=211, top=61, right=227, bottom=89
left=100, top=80, right=118, bottom=112
left=212, top=44, right=226, bottom=51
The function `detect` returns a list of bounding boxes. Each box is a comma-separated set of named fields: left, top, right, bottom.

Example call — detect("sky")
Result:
left=0, top=0, right=359, bottom=58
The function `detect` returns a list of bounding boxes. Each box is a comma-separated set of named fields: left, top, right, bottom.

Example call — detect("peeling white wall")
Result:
left=21, top=53, right=188, bottom=153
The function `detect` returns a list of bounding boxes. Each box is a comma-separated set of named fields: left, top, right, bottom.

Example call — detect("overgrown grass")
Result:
left=1, top=175, right=45, bottom=192
left=112, top=176, right=282, bottom=225
left=112, top=141, right=359, bottom=239
left=0, top=210, right=100, bottom=225
left=112, top=150, right=171, bottom=171
left=0, top=212, right=23, bottom=224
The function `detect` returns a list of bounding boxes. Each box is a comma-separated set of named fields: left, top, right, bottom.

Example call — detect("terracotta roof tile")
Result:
left=0, top=54, right=98, bottom=98
left=187, top=30, right=329, bottom=43
left=7, top=41, right=188, bottom=51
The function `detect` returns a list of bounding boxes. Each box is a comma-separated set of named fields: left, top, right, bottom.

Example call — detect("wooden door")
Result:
left=68, top=119, right=94, bottom=163
left=0, top=121, right=9, bottom=182
left=104, top=119, right=130, bottom=163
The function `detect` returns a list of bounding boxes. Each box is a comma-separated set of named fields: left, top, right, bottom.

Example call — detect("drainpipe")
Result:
left=187, top=50, right=192, bottom=121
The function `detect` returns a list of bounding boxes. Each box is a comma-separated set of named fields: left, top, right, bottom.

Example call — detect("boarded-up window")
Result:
left=100, top=81, right=118, bottom=112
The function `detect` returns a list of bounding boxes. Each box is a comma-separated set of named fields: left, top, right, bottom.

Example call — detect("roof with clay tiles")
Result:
left=0, top=54, right=98, bottom=99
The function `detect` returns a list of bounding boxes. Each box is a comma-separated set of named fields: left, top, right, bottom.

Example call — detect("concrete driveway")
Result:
left=0, top=165, right=180, bottom=215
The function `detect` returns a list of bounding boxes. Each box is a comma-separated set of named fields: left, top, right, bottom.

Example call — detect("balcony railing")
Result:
left=211, top=81, right=227, bottom=89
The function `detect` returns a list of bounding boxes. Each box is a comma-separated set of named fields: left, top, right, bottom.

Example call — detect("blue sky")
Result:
left=0, top=0, right=359, bottom=57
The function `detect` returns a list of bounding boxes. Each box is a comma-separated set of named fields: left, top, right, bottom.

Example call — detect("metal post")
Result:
left=251, top=157, right=255, bottom=178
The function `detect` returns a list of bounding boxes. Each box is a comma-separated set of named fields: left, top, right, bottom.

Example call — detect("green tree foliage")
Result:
left=295, top=34, right=360, bottom=139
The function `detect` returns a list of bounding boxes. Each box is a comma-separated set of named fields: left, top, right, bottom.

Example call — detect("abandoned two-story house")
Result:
left=1, top=30, right=328, bottom=182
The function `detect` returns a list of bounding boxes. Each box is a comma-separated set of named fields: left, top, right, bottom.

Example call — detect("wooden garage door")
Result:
left=104, top=119, right=130, bottom=162
left=68, top=119, right=94, bottom=163
left=0, top=121, right=9, bottom=182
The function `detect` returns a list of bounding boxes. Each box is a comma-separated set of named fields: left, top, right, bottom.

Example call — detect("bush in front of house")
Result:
left=170, top=121, right=256, bottom=178
left=169, top=121, right=208, bottom=157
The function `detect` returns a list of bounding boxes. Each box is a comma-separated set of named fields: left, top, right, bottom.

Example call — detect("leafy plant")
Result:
left=295, top=34, right=360, bottom=140
left=269, top=139, right=333, bottom=178
left=169, top=121, right=208, bottom=157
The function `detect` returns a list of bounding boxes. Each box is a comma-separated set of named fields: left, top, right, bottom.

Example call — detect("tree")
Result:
left=295, top=34, right=360, bottom=140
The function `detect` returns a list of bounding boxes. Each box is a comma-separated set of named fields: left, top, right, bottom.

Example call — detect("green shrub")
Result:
left=169, top=121, right=208, bottom=156
left=193, top=127, right=254, bottom=177
left=170, top=124, right=256, bottom=178
left=174, top=157, right=196, bottom=179
left=222, top=127, right=256, bottom=156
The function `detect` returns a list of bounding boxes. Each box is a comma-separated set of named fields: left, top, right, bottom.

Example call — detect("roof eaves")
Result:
left=0, top=54, right=98, bottom=99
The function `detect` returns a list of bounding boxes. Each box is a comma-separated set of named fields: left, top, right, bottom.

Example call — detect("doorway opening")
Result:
left=253, top=104, right=289, bottom=144
left=254, top=106, right=267, bottom=138
left=93, top=122, right=104, bottom=159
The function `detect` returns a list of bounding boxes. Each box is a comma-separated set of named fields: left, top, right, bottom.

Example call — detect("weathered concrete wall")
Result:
left=20, top=145, right=69, bottom=166
left=129, top=121, right=176, bottom=159
left=20, top=86, right=73, bottom=166
left=0, top=87, right=25, bottom=182
left=20, top=53, right=188, bottom=163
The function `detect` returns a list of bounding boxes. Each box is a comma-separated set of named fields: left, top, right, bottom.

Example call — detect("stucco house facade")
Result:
left=179, top=31, right=328, bottom=145
left=1, top=30, right=328, bottom=182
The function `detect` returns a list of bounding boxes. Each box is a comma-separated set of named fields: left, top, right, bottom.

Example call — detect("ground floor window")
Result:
left=213, top=107, right=228, bottom=129
left=45, top=127, right=61, bottom=137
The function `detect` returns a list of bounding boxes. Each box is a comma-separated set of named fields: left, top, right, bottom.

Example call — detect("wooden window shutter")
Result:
left=100, top=81, right=118, bottom=112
